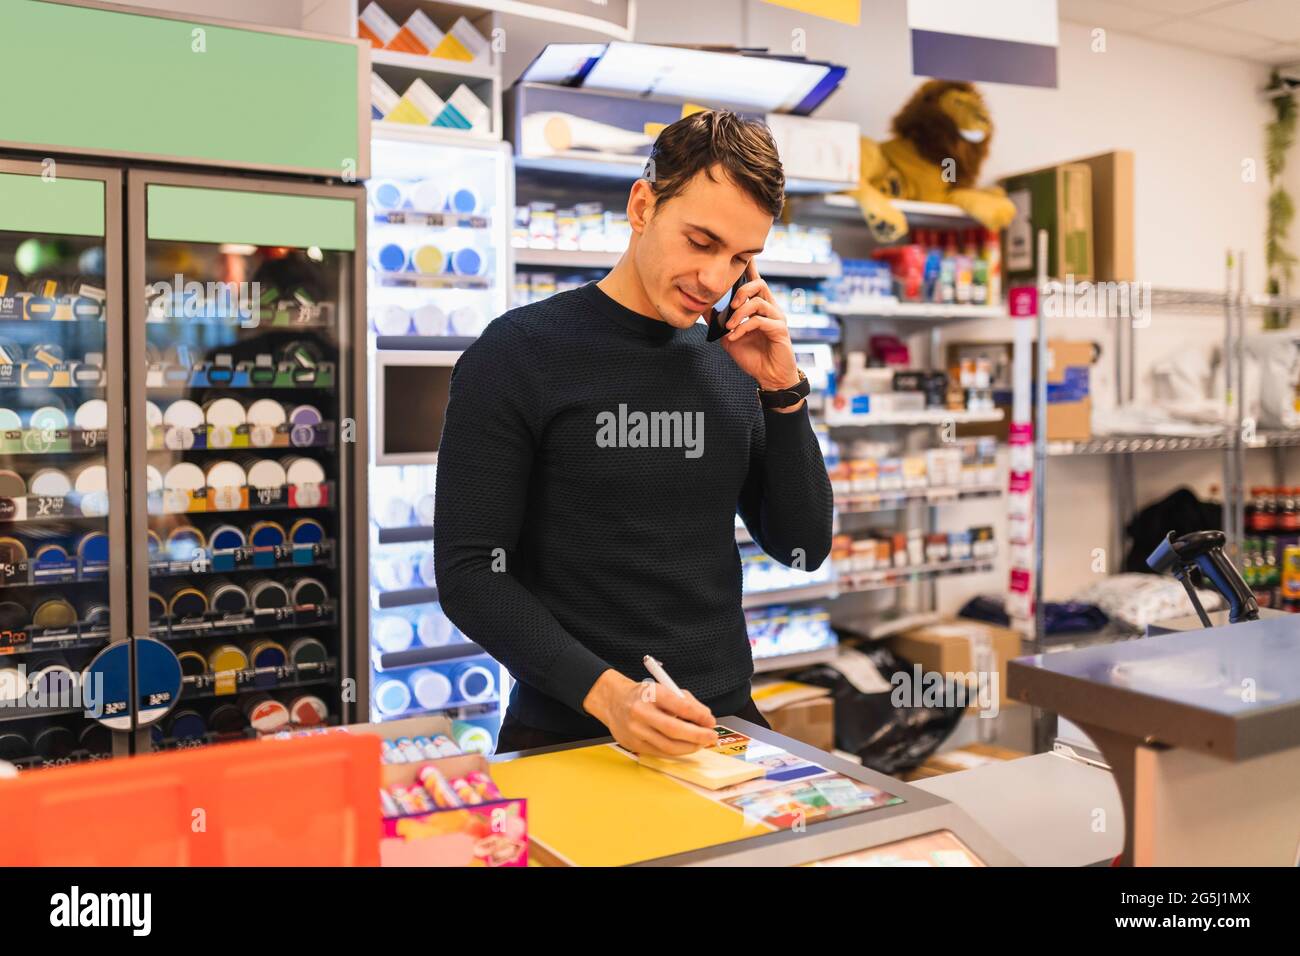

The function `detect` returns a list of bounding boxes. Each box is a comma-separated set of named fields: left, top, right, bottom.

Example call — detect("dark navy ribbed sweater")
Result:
left=433, top=282, right=833, bottom=735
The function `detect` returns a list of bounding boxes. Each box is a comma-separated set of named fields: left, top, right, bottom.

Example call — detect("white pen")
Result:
left=642, top=655, right=684, bottom=697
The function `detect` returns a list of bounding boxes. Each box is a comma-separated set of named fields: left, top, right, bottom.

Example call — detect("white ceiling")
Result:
left=1059, top=0, right=1300, bottom=65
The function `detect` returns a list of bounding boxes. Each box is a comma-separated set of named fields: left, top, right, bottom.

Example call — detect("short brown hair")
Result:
left=642, top=110, right=785, bottom=218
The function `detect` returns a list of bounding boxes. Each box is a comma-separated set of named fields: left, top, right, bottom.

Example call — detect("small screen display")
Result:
left=807, top=829, right=986, bottom=867
left=383, top=364, right=452, bottom=458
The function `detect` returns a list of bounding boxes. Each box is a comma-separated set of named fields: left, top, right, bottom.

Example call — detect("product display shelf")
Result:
left=148, top=542, right=335, bottom=579
left=145, top=376, right=336, bottom=392
left=0, top=564, right=110, bottom=589
left=144, top=488, right=336, bottom=517
left=370, top=121, right=500, bottom=150
left=838, top=559, right=996, bottom=592
left=374, top=695, right=502, bottom=724
left=375, top=335, right=477, bottom=351
left=0, top=379, right=104, bottom=392
left=835, top=487, right=1002, bottom=513
left=6, top=749, right=108, bottom=774
left=312, top=0, right=632, bottom=41
left=0, top=704, right=86, bottom=725
left=147, top=312, right=336, bottom=331
left=373, top=641, right=485, bottom=672
left=751, top=645, right=839, bottom=674
left=143, top=431, right=337, bottom=455
left=370, top=47, right=499, bottom=83
left=788, top=194, right=983, bottom=230
left=2, top=631, right=112, bottom=657
left=826, top=299, right=1006, bottom=321
left=372, top=585, right=439, bottom=609
left=374, top=269, right=492, bottom=291
left=821, top=408, right=1004, bottom=428
left=1252, top=429, right=1300, bottom=449
left=742, top=580, right=840, bottom=610
left=148, top=717, right=343, bottom=753
left=179, top=660, right=337, bottom=701
left=0, top=499, right=107, bottom=524
left=149, top=602, right=337, bottom=642
left=373, top=209, right=491, bottom=229
left=1036, top=282, right=1300, bottom=319
left=1047, top=435, right=1231, bottom=456
left=512, top=156, right=853, bottom=196
left=376, top=524, right=436, bottom=544
left=513, top=246, right=840, bottom=279
left=741, top=560, right=996, bottom=611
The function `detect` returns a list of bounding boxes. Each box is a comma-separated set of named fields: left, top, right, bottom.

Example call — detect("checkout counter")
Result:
left=488, top=603, right=1300, bottom=867
left=490, top=717, right=1023, bottom=866
left=1009, top=611, right=1300, bottom=866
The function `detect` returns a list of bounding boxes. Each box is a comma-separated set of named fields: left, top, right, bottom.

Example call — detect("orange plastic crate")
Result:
left=0, top=733, right=381, bottom=866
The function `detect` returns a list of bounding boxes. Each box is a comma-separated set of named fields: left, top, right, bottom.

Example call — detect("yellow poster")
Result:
left=761, top=0, right=860, bottom=26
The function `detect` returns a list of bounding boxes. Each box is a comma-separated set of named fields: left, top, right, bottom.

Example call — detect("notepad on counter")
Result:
left=634, top=747, right=765, bottom=790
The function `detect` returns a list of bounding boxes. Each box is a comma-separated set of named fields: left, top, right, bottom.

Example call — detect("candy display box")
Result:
left=348, top=715, right=528, bottom=867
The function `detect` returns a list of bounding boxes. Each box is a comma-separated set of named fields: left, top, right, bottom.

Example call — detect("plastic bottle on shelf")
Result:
left=955, top=230, right=975, bottom=305
left=970, top=229, right=989, bottom=305
left=1285, top=487, right=1300, bottom=534
left=1262, top=487, right=1279, bottom=535
left=921, top=230, right=942, bottom=303
left=983, top=229, right=1002, bottom=306
left=1264, top=543, right=1281, bottom=608
left=840, top=351, right=870, bottom=393
left=938, top=232, right=957, bottom=304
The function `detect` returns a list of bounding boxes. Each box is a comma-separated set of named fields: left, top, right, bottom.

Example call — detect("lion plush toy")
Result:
left=849, top=80, right=1015, bottom=242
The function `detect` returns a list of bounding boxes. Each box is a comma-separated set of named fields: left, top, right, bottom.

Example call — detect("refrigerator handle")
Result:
left=125, top=171, right=153, bottom=756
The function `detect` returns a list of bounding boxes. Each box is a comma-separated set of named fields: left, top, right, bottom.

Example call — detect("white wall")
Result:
left=113, top=0, right=1285, bottom=607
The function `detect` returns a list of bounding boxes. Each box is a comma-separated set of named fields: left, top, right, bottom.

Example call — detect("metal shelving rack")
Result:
left=811, top=201, right=1008, bottom=637
left=1026, top=234, right=1300, bottom=750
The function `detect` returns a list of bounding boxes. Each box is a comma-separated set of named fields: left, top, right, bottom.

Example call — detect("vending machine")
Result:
left=0, top=0, right=370, bottom=768
left=128, top=171, right=367, bottom=754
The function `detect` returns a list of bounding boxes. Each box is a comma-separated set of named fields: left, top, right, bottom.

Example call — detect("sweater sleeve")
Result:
left=433, top=318, right=613, bottom=715
left=736, top=400, right=834, bottom=570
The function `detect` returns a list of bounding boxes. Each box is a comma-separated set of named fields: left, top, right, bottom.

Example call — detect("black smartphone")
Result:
left=706, top=271, right=749, bottom=342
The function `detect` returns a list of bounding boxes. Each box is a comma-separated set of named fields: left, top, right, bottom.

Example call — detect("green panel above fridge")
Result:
left=146, top=185, right=356, bottom=250
left=0, top=172, right=104, bottom=237
left=0, top=0, right=366, bottom=178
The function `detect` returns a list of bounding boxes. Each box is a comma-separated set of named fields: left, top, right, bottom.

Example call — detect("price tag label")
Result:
left=75, top=428, right=107, bottom=449
left=253, top=484, right=285, bottom=508
left=30, top=495, right=66, bottom=518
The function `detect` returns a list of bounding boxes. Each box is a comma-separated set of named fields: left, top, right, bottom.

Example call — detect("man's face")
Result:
left=630, top=166, right=774, bottom=329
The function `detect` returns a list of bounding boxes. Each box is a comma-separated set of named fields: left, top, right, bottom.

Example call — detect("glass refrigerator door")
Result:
left=365, top=132, right=511, bottom=746
left=128, top=172, right=365, bottom=751
left=0, top=160, right=127, bottom=769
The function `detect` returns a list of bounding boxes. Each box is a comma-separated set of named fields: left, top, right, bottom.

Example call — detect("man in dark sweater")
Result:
left=434, top=111, right=834, bottom=756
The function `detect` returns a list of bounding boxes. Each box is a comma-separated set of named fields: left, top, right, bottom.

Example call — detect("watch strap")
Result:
left=758, top=369, right=810, bottom=409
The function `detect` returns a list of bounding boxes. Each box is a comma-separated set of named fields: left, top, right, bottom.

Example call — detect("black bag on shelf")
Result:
left=1122, top=487, right=1221, bottom=573
left=791, top=643, right=965, bottom=777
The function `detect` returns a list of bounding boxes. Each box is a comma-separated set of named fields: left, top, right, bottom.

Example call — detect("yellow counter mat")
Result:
left=491, top=744, right=774, bottom=866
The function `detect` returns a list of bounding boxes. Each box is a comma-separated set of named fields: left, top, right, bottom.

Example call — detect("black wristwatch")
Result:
left=758, top=369, right=811, bottom=409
